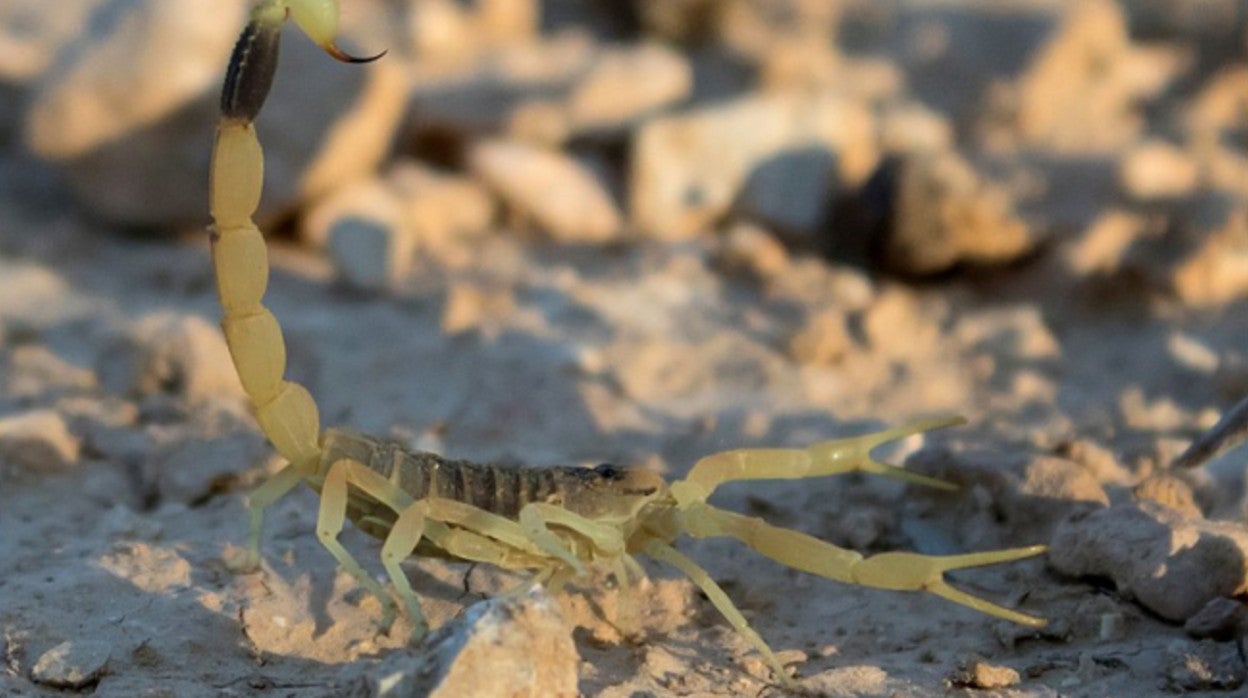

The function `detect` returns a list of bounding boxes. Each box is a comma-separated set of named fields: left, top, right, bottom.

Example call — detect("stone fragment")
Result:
left=0, top=0, right=101, bottom=82
left=1171, top=203, right=1248, bottom=308
left=0, top=409, right=81, bottom=474
left=30, top=640, right=110, bottom=689
left=99, top=313, right=243, bottom=402
left=882, top=151, right=1037, bottom=276
left=948, top=658, right=1021, bottom=690
left=631, top=93, right=873, bottom=240
left=150, top=432, right=267, bottom=505
left=1133, top=474, right=1202, bottom=518
left=1185, top=597, right=1248, bottom=642
left=469, top=139, right=621, bottom=242
left=1119, top=140, right=1199, bottom=201
left=24, top=0, right=405, bottom=227
left=1163, top=639, right=1245, bottom=692
left=712, top=223, right=790, bottom=280
left=789, top=310, right=853, bottom=366
left=1014, top=0, right=1182, bottom=150
left=368, top=589, right=577, bottom=698
left=1049, top=501, right=1248, bottom=621
left=386, top=162, right=496, bottom=251
left=564, top=42, right=691, bottom=134
left=736, top=146, right=837, bottom=240
left=322, top=181, right=415, bottom=292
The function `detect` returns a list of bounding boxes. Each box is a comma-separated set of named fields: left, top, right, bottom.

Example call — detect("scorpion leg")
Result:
left=642, top=539, right=793, bottom=688
left=229, top=462, right=305, bottom=572
left=518, top=502, right=626, bottom=576
left=317, top=459, right=400, bottom=629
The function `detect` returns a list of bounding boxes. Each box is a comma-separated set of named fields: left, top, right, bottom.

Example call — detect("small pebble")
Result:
left=948, top=658, right=1021, bottom=690
left=31, top=640, right=110, bottom=689
left=469, top=139, right=621, bottom=243
left=368, top=588, right=577, bottom=698
left=0, top=408, right=81, bottom=474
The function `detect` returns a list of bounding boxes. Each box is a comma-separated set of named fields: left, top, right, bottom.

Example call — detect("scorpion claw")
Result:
left=851, top=545, right=1048, bottom=628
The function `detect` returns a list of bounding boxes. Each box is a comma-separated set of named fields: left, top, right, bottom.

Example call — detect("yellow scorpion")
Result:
left=208, top=0, right=1047, bottom=686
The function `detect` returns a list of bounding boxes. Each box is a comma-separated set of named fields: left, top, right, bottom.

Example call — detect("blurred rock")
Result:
left=711, top=223, right=790, bottom=281
left=30, top=640, right=110, bottom=689
left=1185, top=597, right=1248, bottom=642
left=1119, top=139, right=1199, bottom=201
left=880, top=151, right=1038, bottom=276
left=1062, top=210, right=1149, bottom=276
left=386, top=162, right=495, bottom=251
left=631, top=92, right=873, bottom=240
left=368, top=589, right=577, bottom=698
left=1133, top=474, right=1202, bottom=518
left=564, top=42, right=691, bottom=136
left=908, top=448, right=1108, bottom=540
left=151, top=432, right=266, bottom=505
left=1049, top=501, right=1248, bottom=621
left=469, top=139, right=621, bottom=242
left=406, top=0, right=538, bottom=66
left=878, top=101, right=953, bottom=156
left=98, top=313, right=243, bottom=402
left=735, top=146, right=837, bottom=241
left=3, top=345, right=97, bottom=400
left=1171, top=201, right=1248, bottom=307
left=948, top=658, right=1021, bottom=690
left=1163, top=639, right=1245, bottom=692
left=0, top=408, right=81, bottom=475
left=0, top=0, right=102, bottom=83
left=1013, top=0, right=1184, bottom=151
left=789, top=310, right=854, bottom=367
left=319, top=180, right=415, bottom=293
left=24, top=0, right=405, bottom=227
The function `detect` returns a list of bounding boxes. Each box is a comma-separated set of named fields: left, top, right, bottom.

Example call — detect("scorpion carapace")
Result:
left=208, top=1, right=1047, bottom=687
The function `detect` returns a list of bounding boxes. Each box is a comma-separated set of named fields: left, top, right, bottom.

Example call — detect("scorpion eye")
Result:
left=594, top=463, right=623, bottom=480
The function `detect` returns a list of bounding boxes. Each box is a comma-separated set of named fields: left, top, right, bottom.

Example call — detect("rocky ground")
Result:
left=2, top=0, right=1247, bottom=696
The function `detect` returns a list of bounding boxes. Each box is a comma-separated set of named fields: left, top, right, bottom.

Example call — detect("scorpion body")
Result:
left=209, top=1, right=1047, bottom=687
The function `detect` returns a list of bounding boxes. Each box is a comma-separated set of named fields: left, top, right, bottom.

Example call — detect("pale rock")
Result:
left=0, top=0, right=102, bottom=82
left=387, top=161, right=496, bottom=248
left=565, top=42, right=692, bottom=134
left=1014, top=0, right=1183, bottom=151
left=630, top=92, right=873, bottom=240
left=151, top=432, right=267, bottom=505
left=1172, top=204, right=1248, bottom=307
left=878, top=101, right=953, bottom=156
left=949, top=659, right=1021, bottom=690
left=1163, top=639, right=1245, bottom=692
left=1049, top=501, right=1248, bottom=621
left=24, top=0, right=405, bottom=227
left=883, top=151, right=1037, bottom=275
left=469, top=139, right=621, bottom=242
left=0, top=409, right=81, bottom=474
left=712, top=223, right=790, bottom=280
left=316, top=179, right=413, bottom=292
left=1119, top=140, right=1199, bottom=201
left=30, top=640, right=110, bottom=689
left=369, top=589, right=577, bottom=698
left=98, top=313, right=243, bottom=402
left=1134, top=474, right=1202, bottom=518
left=1063, top=210, right=1149, bottom=276
left=789, top=310, right=854, bottom=366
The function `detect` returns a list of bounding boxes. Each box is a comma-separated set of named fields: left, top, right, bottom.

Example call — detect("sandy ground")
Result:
left=3, top=1, right=1248, bottom=697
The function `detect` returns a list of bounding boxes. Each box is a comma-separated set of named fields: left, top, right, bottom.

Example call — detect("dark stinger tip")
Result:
left=324, top=42, right=387, bottom=64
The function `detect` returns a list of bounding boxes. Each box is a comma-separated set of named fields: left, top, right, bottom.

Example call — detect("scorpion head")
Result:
left=560, top=463, right=669, bottom=525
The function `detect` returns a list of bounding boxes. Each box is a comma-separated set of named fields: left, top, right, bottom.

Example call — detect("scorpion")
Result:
left=208, top=0, right=1047, bottom=687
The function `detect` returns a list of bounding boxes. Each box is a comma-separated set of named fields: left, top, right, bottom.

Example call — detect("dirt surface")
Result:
left=3, top=1, right=1248, bottom=697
